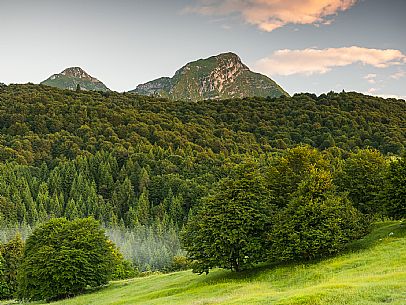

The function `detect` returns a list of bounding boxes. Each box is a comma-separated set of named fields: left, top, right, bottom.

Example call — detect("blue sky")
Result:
left=0, top=0, right=405, bottom=98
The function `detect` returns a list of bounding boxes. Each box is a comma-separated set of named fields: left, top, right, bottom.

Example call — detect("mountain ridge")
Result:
left=41, top=67, right=109, bottom=92
left=131, top=52, right=288, bottom=101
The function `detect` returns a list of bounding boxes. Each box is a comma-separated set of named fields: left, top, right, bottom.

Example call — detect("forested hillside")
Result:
left=0, top=83, right=405, bottom=272
left=0, top=84, right=404, bottom=165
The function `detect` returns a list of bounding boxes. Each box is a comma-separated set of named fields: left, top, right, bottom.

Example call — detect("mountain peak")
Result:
left=41, top=67, right=109, bottom=92
left=215, top=52, right=243, bottom=62
left=60, top=67, right=96, bottom=82
left=132, top=52, right=288, bottom=101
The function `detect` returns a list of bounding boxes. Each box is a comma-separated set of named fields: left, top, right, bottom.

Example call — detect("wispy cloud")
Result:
left=364, top=74, right=377, bottom=84
left=390, top=70, right=406, bottom=80
left=254, top=46, right=406, bottom=76
left=184, top=0, right=358, bottom=32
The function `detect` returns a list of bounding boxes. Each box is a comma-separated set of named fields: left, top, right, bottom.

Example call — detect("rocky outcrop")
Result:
left=130, top=52, right=288, bottom=101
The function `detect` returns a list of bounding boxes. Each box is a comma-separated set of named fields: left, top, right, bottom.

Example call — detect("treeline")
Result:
left=183, top=146, right=406, bottom=273
left=0, top=84, right=405, bottom=167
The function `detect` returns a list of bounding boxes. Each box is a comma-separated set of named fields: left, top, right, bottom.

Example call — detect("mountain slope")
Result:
left=131, top=52, right=288, bottom=101
left=14, top=221, right=405, bottom=305
left=41, top=67, right=109, bottom=92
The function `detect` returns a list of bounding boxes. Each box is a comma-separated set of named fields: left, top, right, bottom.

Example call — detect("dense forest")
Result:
left=0, top=83, right=405, bottom=273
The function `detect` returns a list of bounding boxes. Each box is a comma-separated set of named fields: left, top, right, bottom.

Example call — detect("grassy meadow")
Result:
left=3, top=221, right=403, bottom=305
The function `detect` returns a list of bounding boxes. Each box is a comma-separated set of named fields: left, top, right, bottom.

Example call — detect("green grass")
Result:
left=3, top=221, right=406, bottom=305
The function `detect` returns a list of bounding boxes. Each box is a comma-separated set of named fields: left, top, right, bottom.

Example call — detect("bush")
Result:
left=17, top=218, right=116, bottom=302
left=0, top=253, right=10, bottom=299
left=109, top=241, right=138, bottom=280
left=0, top=234, right=24, bottom=299
left=268, top=194, right=369, bottom=262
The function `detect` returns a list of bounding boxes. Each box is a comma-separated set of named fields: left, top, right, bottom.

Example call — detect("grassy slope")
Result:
left=5, top=221, right=406, bottom=305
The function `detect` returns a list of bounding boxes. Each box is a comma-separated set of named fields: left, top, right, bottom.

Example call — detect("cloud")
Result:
left=368, top=87, right=377, bottom=94
left=364, top=74, right=377, bottom=84
left=390, top=70, right=406, bottom=80
left=254, top=46, right=406, bottom=76
left=184, top=0, right=358, bottom=32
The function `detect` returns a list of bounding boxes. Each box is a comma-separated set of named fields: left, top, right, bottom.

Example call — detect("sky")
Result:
left=0, top=0, right=405, bottom=98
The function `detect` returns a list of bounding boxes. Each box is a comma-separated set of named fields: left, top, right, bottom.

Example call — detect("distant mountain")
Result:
left=131, top=52, right=288, bottom=101
left=41, top=67, right=109, bottom=92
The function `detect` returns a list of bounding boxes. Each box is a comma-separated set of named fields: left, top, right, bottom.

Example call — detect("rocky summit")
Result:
left=41, top=67, right=109, bottom=92
left=131, top=52, right=289, bottom=101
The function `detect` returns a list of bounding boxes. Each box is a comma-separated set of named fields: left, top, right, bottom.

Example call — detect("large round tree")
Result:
left=17, top=218, right=115, bottom=302
left=182, top=162, right=272, bottom=274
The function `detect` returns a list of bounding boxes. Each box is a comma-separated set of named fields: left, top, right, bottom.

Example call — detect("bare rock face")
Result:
left=131, top=52, right=288, bottom=101
left=41, top=67, right=109, bottom=92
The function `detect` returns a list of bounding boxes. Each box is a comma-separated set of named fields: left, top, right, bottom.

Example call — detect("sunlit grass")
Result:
left=3, top=221, right=405, bottom=305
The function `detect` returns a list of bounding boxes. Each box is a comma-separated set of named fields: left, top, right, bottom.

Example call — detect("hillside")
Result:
left=0, top=84, right=405, bottom=167
left=8, top=221, right=404, bottom=305
left=131, top=52, right=289, bottom=100
left=41, top=67, right=109, bottom=92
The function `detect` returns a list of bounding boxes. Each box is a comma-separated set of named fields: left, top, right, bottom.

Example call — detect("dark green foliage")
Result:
left=0, top=254, right=8, bottom=298
left=0, top=85, right=404, bottom=167
left=268, top=194, right=368, bottom=262
left=182, top=162, right=272, bottom=273
left=384, top=156, right=406, bottom=219
left=0, top=234, right=24, bottom=299
left=266, top=145, right=330, bottom=208
left=17, top=218, right=115, bottom=302
left=335, top=149, right=388, bottom=215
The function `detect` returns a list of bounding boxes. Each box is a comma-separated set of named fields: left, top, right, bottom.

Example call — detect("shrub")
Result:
left=0, top=253, right=10, bottom=299
left=268, top=194, right=369, bottom=262
left=17, top=218, right=116, bottom=302
left=109, top=241, right=138, bottom=280
left=0, top=234, right=24, bottom=299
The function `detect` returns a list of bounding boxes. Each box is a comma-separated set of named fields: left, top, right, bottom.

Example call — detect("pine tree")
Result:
left=136, top=188, right=150, bottom=225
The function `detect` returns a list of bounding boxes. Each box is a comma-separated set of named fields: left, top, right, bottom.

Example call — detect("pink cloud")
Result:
left=390, top=70, right=406, bottom=80
left=185, top=0, right=358, bottom=32
left=254, top=46, right=406, bottom=76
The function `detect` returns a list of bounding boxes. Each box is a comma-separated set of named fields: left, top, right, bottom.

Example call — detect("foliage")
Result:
left=109, top=241, right=138, bottom=280
left=266, top=145, right=330, bottom=208
left=0, top=234, right=24, bottom=299
left=384, top=156, right=406, bottom=219
left=17, top=218, right=116, bottom=302
left=268, top=194, right=369, bottom=262
left=335, top=149, right=388, bottom=215
left=14, top=222, right=406, bottom=305
left=182, top=162, right=272, bottom=273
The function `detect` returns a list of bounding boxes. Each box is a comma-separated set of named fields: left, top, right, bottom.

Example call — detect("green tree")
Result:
left=182, top=162, right=272, bottom=274
left=0, top=234, right=24, bottom=299
left=17, top=218, right=116, bottom=302
left=266, top=145, right=330, bottom=208
left=384, top=156, right=406, bottom=219
left=268, top=193, right=369, bottom=262
left=335, top=149, right=388, bottom=215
